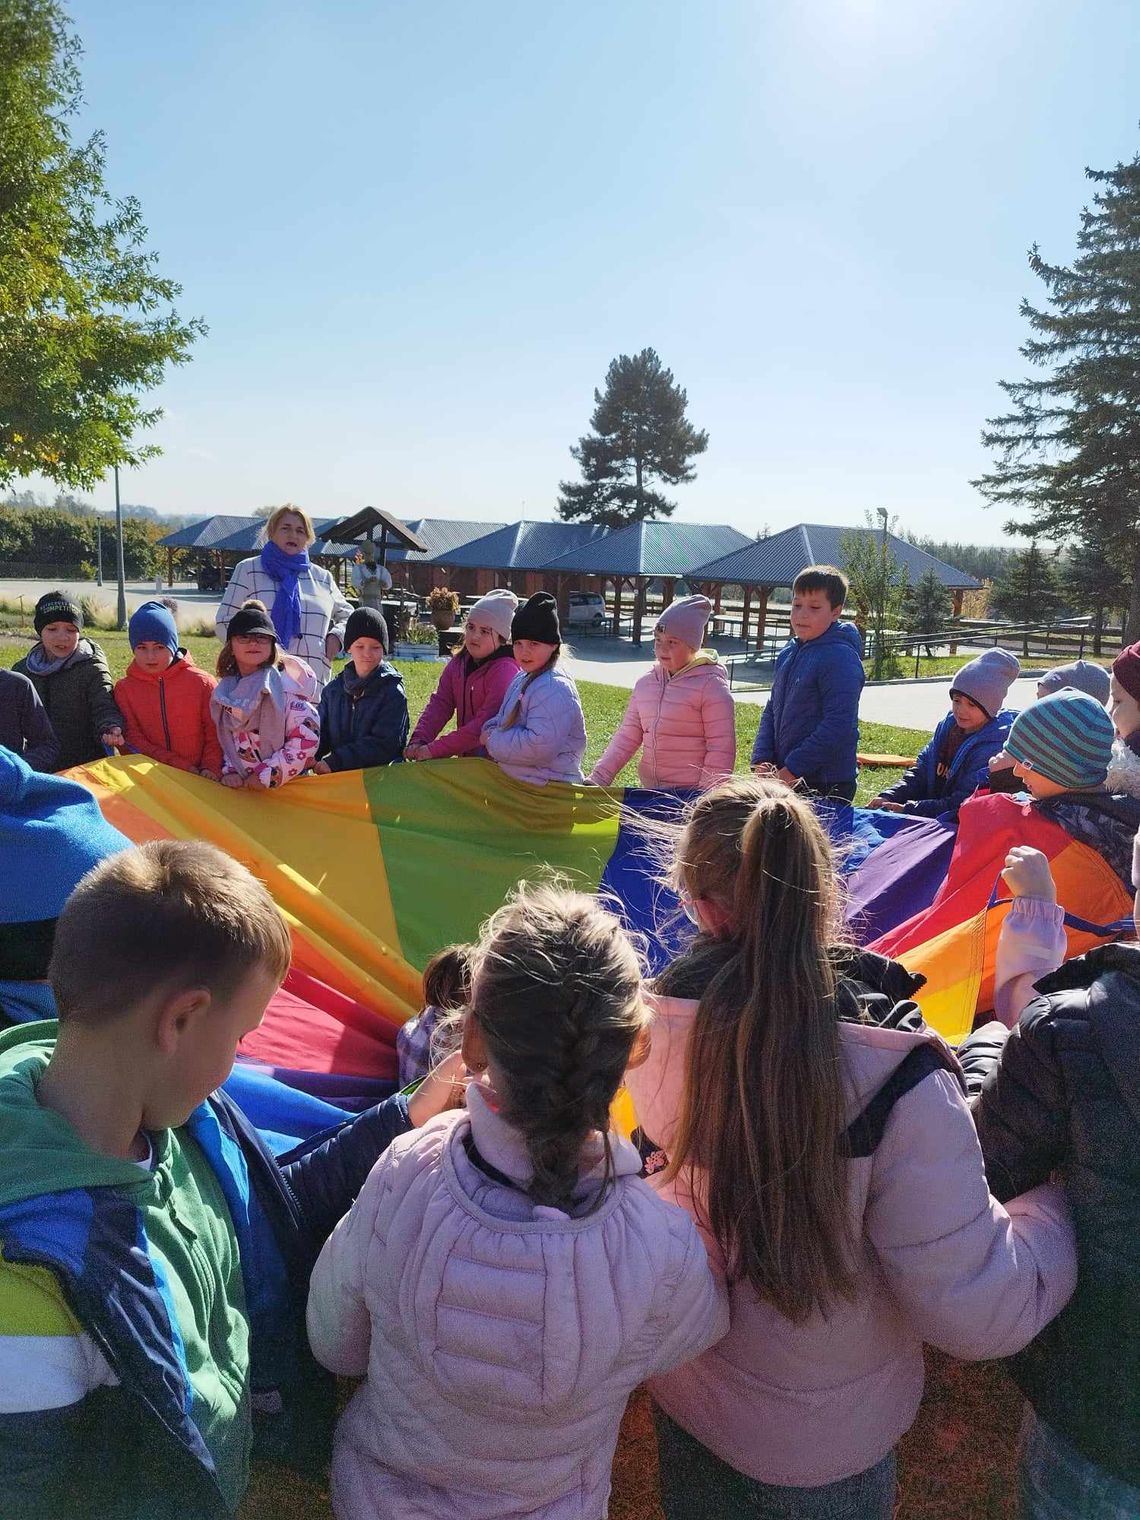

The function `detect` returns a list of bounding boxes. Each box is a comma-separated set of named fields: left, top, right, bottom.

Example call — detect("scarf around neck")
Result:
left=24, top=638, right=92, bottom=677
left=259, top=540, right=310, bottom=649
left=211, top=666, right=290, bottom=773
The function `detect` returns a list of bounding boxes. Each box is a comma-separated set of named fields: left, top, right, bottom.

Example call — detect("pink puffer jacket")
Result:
left=409, top=646, right=521, bottom=759
left=307, top=1083, right=728, bottom=1520
left=589, top=654, right=736, bottom=789
left=625, top=992, right=1077, bottom=1488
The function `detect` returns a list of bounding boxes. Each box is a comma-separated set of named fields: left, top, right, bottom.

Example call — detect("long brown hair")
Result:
left=500, top=646, right=559, bottom=729
left=468, top=884, right=648, bottom=1212
left=662, top=775, right=857, bottom=1322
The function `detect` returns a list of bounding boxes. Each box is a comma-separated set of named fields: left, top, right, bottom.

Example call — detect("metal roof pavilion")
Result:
left=429, top=520, right=607, bottom=571
left=689, top=523, right=982, bottom=591
left=154, top=515, right=260, bottom=550
left=542, top=520, right=751, bottom=578
left=384, top=518, right=507, bottom=564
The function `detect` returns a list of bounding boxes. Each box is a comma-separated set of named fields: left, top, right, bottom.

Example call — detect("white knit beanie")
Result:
left=465, top=589, right=519, bottom=645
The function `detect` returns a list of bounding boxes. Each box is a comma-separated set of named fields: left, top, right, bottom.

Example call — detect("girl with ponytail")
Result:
left=307, top=884, right=726, bottom=1520
left=627, top=775, right=1078, bottom=1519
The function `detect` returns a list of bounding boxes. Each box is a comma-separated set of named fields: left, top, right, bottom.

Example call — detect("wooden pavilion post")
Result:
left=661, top=578, right=676, bottom=610
left=950, top=588, right=964, bottom=657
left=754, top=587, right=771, bottom=656
left=611, top=577, right=624, bottom=639
left=631, top=578, right=647, bottom=647
left=741, top=585, right=752, bottom=646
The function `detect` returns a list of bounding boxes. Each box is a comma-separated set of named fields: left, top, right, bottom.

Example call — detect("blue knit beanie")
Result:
left=1005, top=690, right=1115, bottom=792
left=128, top=600, right=180, bottom=657
left=0, top=747, right=131, bottom=924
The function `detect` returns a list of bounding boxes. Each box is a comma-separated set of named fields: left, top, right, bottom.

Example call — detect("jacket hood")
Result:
left=281, top=651, right=320, bottom=701
left=0, top=1022, right=154, bottom=1210
left=828, top=621, right=865, bottom=656
left=670, top=650, right=721, bottom=677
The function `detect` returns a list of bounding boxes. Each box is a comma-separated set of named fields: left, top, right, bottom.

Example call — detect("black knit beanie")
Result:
left=344, top=605, right=389, bottom=652
left=34, top=591, right=82, bottom=634
left=226, top=600, right=277, bottom=640
left=511, top=592, right=560, bottom=645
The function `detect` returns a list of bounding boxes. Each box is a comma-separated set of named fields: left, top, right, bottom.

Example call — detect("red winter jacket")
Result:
left=115, top=654, right=225, bottom=774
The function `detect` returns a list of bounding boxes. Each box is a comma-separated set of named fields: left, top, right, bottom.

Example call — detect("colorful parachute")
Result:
left=67, top=758, right=1135, bottom=1076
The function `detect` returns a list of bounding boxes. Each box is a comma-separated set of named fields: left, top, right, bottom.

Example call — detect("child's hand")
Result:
left=775, top=767, right=798, bottom=787
left=405, top=743, right=431, bottom=762
left=243, top=772, right=269, bottom=791
left=198, top=768, right=221, bottom=782
left=408, top=1049, right=468, bottom=1126
left=221, top=773, right=244, bottom=788
left=325, top=632, right=341, bottom=661
left=1002, top=846, right=1057, bottom=903
left=870, top=799, right=904, bottom=813
left=102, top=727, right=125, bottom=749
left=312, top=760, right=332, bottom=775
left=751, top=762, right=777, bottom=777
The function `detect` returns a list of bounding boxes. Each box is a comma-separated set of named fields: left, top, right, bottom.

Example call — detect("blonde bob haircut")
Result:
left=264, top=504, right=316, bottom=547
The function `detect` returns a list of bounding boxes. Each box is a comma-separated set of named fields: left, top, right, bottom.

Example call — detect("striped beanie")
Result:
left=1005, top=689, right=1115, bottom=792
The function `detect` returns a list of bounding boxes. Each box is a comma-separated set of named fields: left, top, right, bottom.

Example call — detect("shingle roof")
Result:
left=542, top=521, right=752, bottom=578
left=689, top=523, right=982, bottom=591
left=430, top=520, right=607, bottom=570
left=385, top=518, right=507, bottom=563
left=154, top=515, right=259, bottom=549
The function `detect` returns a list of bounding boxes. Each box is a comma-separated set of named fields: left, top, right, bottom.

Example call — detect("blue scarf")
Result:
left=260, top=540, right=309, bottom=649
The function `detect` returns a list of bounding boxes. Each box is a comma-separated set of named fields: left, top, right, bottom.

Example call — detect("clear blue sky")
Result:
left=51, top=0, right=1140, bottom=541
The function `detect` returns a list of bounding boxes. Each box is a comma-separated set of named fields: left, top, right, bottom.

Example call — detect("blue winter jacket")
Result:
left=877, top=708, right=1016, bottom=822
left=0, top=1028, right=411, bottom=1520
left=750, top=621, right=865, bottom=788
left=317, top=660, right=409, bottom=772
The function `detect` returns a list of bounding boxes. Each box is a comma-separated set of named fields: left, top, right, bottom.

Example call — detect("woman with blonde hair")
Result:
left=215, top=504, right=353, bottom=684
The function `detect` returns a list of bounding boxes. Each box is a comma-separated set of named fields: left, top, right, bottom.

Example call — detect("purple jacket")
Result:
left=307, top=1083, right=728, bottom=1520
left=409, top=647, right=521, bottom=759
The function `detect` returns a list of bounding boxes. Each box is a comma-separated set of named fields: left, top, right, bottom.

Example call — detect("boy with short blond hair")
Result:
left=750, top=564, right=865, bottom=800
left=0, top=839, right=454, bottom=1520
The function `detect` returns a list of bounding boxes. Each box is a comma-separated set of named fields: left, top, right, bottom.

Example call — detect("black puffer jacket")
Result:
left=970, top=944, right=1140, bottom=1485
left=13, top=640, right=122, bottom=771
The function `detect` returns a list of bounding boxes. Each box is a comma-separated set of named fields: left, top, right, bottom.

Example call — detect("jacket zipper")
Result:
left=158, top=679, right=172, bottom=750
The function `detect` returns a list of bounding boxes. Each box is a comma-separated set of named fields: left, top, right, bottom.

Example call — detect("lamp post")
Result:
left=95, top=516, right=103, bottom=587
left=113, top=464, right=127, bottom=630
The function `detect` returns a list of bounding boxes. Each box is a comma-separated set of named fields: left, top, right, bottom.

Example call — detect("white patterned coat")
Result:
left=215, top=557, right=353, bottom=685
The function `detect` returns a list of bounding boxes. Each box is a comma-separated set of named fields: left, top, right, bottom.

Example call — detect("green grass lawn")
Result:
left=0, top=619, right=924, bottom=803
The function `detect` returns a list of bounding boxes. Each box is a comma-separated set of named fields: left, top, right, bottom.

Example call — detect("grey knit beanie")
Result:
left=950, top=648, right=1021, bottom=719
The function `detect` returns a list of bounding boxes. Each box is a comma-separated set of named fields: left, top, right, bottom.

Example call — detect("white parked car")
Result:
left=566, top=591, right=607, bottom=626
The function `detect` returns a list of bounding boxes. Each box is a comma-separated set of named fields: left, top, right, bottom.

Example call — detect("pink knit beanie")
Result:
left=655, top=595, right=713, bottom=651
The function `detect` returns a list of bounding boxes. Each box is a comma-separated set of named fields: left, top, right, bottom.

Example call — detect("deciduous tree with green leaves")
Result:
left=557, top=348, right=708, bottom=526
left=0, top=0, right=204, bottom=490
left=973, top=146, right=1140, bottom=637
left=840, top=515, right=910, bottom=680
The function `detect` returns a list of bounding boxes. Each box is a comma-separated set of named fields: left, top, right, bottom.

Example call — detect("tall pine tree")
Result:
left=989, top=542, right=1064, bottom=655
left=974, top=148, right=1140, bottom=637
left=558, top=349, right=708, bottom=526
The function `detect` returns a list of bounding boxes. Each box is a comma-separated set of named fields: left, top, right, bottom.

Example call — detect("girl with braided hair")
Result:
left=307, top=885, right=726, bottom=1520
left=627, top=775, right=1078, bottom=1519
